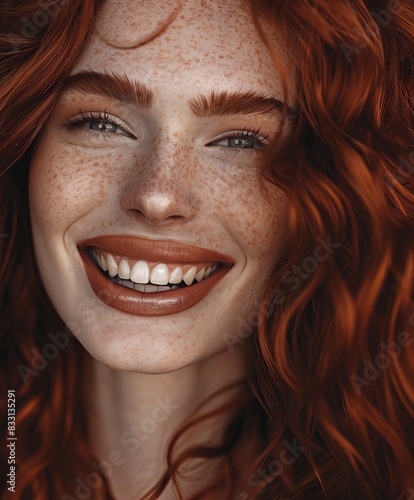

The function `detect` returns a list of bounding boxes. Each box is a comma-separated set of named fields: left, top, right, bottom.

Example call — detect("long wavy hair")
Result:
left=1, top=0, right=414, bottom=498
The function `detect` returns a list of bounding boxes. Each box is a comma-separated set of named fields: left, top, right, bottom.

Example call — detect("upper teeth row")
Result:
left=93, top=250, right=218, bottom=286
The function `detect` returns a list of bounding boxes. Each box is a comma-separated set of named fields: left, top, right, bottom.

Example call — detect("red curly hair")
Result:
left=1, top=0, right=413, bottom=498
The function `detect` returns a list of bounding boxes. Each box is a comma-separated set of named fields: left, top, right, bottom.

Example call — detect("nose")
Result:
left=120, top=146, right=200, bottom=226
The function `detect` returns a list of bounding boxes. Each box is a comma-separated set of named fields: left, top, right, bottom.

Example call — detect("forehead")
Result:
left=72, top=0, right=292, bottom=100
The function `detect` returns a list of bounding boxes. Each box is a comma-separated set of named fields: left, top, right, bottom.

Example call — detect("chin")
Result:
left=51, top=283, right=235, bottom=374
left=73, top=313, right=232, bottom=374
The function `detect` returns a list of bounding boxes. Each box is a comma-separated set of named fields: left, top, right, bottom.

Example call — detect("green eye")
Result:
left=226, top=137, right=256, bottom=148
left=88, top=122, right=119, bottom=133
left=63, top=110, right=137, bottom=139
left=208, top=128, right=269, bottom=150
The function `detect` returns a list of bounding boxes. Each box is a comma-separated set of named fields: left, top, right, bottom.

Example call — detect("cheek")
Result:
left=244, top=187, right=286, bottom=255
left=205, top=169, right=289, bottom=262
left=29, top=139, right=122, bottom=231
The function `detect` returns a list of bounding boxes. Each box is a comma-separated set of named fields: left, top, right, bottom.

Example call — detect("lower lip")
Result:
left=79, top=248, right=231, bottom=317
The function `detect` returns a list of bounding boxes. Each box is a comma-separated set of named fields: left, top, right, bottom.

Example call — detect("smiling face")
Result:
left=29, top=0, right=294, bottom=372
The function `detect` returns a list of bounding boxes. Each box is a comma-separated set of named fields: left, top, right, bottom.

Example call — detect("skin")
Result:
left=29, top=0, right=294, bottom=497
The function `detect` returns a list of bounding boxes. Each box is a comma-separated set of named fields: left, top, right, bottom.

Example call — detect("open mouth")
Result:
left=90, top=247, right=220, bottom=293
left=77, top=235, right=234, bottom=317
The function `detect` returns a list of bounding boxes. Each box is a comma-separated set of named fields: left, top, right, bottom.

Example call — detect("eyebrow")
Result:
left=189, top=90, right=296, bottom=119
left=63, top=71, right=153, bottom=109
left=62, top=70, right=295, bottom=119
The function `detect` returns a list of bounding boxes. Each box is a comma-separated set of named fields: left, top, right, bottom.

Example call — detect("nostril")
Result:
left=121, top=188, right=199, bottom=225
left=127, top=208, right=146, bottom=220
left=127, top=208, right=186, bottom=225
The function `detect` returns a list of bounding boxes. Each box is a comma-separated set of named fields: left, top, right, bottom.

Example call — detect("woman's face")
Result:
left=29, top=0, right=293, bottom=372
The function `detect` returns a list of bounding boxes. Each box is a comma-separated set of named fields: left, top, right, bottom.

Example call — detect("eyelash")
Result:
left=210, top=127, right=270, bottom=149
left=63, top=110, right=136, bottom=139
left=62, top=111, right=270, bottom=150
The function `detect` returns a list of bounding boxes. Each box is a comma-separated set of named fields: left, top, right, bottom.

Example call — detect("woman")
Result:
left=1, top=0, right=413, bottom=498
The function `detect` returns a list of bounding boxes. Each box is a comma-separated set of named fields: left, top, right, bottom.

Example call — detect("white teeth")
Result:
left=118, top=259, right=131, bottom=280
left=101, top=254, right=108, bottom=272
left=95, top=249, right=220, bottom=288
left=131, top=260, right=150, bottom=284
left=183, top=266, right=197, bottom=286
left=169, top=266, right=183, bottom=284
left=150, top=263, right=169, bottom=285
left=107, top=254, right=118, bottom=277
left=195, top=267, right=205, bottom=282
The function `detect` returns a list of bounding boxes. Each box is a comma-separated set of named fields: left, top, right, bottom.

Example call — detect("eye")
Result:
left=63, top=110, right=136, bottom=139
left=207, top=128, right=270, bottom=150
left=88, top=121, right=120, bottom=133
left=217, top=137, right=256, bottom=149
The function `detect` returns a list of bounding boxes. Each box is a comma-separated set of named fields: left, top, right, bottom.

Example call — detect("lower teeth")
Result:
left=110, top=275, right=181, bottom=293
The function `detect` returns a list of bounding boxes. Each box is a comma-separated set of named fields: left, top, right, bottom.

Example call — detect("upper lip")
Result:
left=77, top=235, right=235, bottom=264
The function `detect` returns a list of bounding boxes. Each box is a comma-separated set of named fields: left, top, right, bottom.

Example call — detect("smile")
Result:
left=78, top=235, right=234, bottom=316
left=92, top=248, right=219, bottom=291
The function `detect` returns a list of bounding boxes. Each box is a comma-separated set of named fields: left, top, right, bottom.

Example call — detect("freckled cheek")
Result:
left=29, top=145, right=122, bottom=229
left=247, top=205, right=287, bottom=262
left=205, top=169, right=288, bottom=258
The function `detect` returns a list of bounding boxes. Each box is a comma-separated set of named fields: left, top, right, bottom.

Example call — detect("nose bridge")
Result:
left=121, top=135, right=200, bottom=225
left=144, top=136, right=186, bottom=184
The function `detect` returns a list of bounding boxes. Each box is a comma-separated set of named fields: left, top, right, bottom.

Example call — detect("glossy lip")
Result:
left=77, top=235, right=235, bottom=317
left=77, top=234, right=235, bottom=264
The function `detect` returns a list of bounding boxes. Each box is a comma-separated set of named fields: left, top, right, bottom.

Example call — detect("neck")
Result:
left=87, top=346, right=254, bottom=499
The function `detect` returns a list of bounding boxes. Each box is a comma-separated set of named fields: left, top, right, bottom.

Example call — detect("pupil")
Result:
left=90, top=122, right=116, bottom=133
left=229, top=137, right=254, bottom=148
